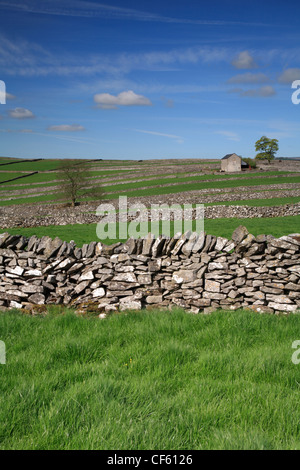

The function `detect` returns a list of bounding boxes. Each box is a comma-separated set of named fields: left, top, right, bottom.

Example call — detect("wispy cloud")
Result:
left=242, top=86, right=276, bottom=97
left=2, top=33, right=298, bottom=82
left=94, top=90, right=152, bottom=109
left=6, top=93, right=16, bottom=100
left=0, top=0, right=270, bottom=26
left=229, top=86, right=276, bottom=97
left=132, top=128, right=184, bottom=144
left=0, top=128, right=33, bottom=133
left=81, top=77, right=227, bottom=95
left=47, top=124, right=85, bottom=132
left=214, top=130, right=240, bottom=141
left=0, top=34, right=232, bottom=77
left=161, top=97, right=174, bottom=108
left=29, top=131, right=94, bottom=145
left=227, top=73, right=270, bottom=84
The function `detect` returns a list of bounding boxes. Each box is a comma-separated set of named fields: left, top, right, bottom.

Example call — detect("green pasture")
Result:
left=2, top=214, right=299, bottom=247
left=0, top=172, right=299, bottom=207
left=0, top=308, right=299, bottom=450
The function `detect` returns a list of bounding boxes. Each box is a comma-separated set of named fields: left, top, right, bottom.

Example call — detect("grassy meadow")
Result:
left=2, top=215, right=300, bottom=246
left=0, top=308, right=300, bottom=450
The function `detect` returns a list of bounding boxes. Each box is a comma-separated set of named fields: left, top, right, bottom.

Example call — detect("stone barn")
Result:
left=221, top=153, right=242, bottom=173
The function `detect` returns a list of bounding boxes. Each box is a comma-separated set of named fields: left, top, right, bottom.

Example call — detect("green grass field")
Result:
left=105, top=175, right=300, bottom=199
left=0, top=157, right=19, bottom=164
left=0, top=308, right=299, bottom=450
left=0, top=172, right=26, bottom=183
left=0, top=170, right=292, bottom=196
left=0, top=169, right=295, bottom=188
left=2, top=215, right=300, bottom=246
left=0, top=168, right=134, bottom=187
left=1, top=158, right=214, bottom=173
left=0, top=160, right=68, bottom=172
left=0, top=173, right=299, bottom=207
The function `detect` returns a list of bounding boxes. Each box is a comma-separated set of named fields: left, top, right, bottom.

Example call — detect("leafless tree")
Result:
left=57, top=160, right=103, bottom=207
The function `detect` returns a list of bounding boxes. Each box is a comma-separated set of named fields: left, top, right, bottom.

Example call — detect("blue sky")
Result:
left=0, top=0, right=300, bottom=159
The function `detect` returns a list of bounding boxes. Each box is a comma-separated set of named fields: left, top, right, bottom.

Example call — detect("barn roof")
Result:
left=222, top=153, right=241, bottom=160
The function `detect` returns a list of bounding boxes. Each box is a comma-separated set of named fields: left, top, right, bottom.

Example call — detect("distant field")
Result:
left=0, top=159, right=19, bottom=165
left=0, top=172, right=26, bottom=183
left=0, top=168, right=139, bottom=187
left=0, top=160, right=79, bottom=172
left=0, top=171, right=299, bottom=207
left=103, top=175, right=300, bottom=200
left=0, top=158, right=299, bottom=236
left=98, top=172, right=299, bottom=193
left=0, top=170, right=206, bottom=193
left=0, top=170, right=291, bottom=193
left=86, top=159, right=219, bottom=167
left=2, top=215, right=300, bottom=246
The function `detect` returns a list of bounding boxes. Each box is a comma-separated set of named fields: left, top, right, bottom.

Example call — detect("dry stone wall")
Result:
left=0, top=227, right=299, bottom=316
left=1, top=202, right=300, bottom=230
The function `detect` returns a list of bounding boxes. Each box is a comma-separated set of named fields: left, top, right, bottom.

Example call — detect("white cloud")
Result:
left=278, top=68, right=300, bottom=84
left=47, top=124, right=85, bottom=131
left=6, top=93, right=16, bottom=100
left=231, top=51, right=257, bottom=69
left=227, top=73, right=270, bottom=84
left=214, top=130, right=240, bottom=141
left=94, top=90, right=152, bottom=109
left=8, top=107, right=35, bottom=119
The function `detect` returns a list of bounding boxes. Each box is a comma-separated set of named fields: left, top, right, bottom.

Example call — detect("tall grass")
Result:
left=0, top=308, right=299, bottom=449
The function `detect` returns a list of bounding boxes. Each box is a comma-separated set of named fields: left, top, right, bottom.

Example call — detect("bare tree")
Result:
left=57, top=160, right=103, bottom=207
